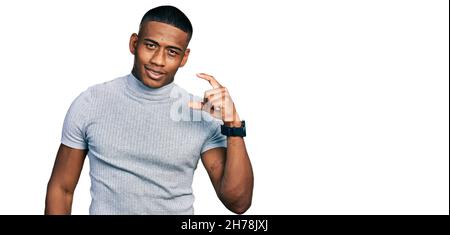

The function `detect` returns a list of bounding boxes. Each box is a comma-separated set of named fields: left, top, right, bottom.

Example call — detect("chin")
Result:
left=142, top=74, right=171, bottom=88
left=142, top=77, right=162, bottom=88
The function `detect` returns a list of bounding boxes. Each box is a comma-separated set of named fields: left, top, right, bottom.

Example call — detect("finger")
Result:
left=196, top=73, right=222, bottom=89
left=188, top=101, right=204, bottom=110
left=207, top=103, right=222, bottom=116
left=204, top=93, right=224, bottom=104
left=193, top=100, right=222, bottom=119
left=208, top=99, right=230, bottom=120
left=208, top=96, right=226, bottom=106
left=204, top=87, right=227, bottom=98
left=210, top=99, right=234, bottom=121
left=204, top=88, right=227, bottom=103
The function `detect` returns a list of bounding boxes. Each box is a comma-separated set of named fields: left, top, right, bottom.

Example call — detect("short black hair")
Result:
left=139, top=5, right=193, bottom=42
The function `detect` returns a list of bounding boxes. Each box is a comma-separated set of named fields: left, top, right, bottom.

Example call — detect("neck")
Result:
left=125, top=72, right=176, bottom=102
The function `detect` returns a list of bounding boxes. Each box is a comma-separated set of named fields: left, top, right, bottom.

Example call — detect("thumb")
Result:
left=188, top=101, right=204, bottom=110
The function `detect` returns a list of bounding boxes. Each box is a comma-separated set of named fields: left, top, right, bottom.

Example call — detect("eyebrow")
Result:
left=143, top=38, right=183, bottom=52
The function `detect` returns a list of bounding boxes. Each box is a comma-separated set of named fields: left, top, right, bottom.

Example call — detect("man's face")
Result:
left=129, top=21, right=190, bottom=88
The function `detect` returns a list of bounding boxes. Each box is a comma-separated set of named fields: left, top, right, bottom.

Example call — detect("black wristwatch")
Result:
left=221, top=120, right=246, bottom=137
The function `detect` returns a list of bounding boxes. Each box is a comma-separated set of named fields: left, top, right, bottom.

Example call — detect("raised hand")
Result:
left=188, top=73, right=241, bottom=127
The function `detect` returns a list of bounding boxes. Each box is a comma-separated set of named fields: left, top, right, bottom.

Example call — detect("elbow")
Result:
left=45, top=182, right=74, bottom=215
left=47, top=178, right=74, bottom=195
left=229, top=202, right=252, bottom=215
left=219, top=187, right=253, bottom=215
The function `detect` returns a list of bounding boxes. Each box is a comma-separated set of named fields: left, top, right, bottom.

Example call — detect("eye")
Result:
left=145, top=43, right=156, bottom=49
left=168, top=49, right=179, bottom=57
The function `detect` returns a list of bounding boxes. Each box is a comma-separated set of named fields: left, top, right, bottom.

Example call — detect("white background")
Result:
left=0, top=0, right=448, bottom=215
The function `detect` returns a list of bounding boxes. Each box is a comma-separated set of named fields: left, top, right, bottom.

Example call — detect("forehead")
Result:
left=140, top=21, right=189, bottom=49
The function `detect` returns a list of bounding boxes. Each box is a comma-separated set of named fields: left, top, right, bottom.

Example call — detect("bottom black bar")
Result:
left=0, top=215, right=448, bottom=234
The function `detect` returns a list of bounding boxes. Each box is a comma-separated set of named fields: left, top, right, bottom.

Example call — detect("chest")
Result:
left=85, top=102, right=209, bottom=168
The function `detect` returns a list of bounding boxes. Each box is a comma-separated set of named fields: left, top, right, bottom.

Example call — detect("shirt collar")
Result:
left=125, top=73, right=177, bottom=101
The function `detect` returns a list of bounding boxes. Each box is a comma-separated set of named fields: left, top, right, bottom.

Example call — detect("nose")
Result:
left=150, top=48, right=165, bottom=67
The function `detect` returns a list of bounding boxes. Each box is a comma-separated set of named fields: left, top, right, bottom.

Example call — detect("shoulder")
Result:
left=68, top=75, right=127, bottom=111
left=86, top=75, right=127, bottom=98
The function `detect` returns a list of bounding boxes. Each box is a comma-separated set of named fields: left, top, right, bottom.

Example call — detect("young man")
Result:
left=45, top=5, right=253, bottom=215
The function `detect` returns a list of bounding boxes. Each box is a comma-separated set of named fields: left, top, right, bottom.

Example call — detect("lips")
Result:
left=144, top=66, right=166, bottom=80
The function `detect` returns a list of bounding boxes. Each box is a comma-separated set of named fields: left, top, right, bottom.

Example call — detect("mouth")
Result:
left=144, top=66, right=166, bottom=80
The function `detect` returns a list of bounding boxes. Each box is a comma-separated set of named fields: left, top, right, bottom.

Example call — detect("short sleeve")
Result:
left=60, top=90, right=91, bottom=150
left=201, top=121, right=227, bottom=154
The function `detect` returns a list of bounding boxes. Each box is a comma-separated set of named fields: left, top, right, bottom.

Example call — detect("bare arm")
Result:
left=202, top=136, right=253, bottom=214
left=45, top=144, right=87, bottom=215
left=189, top=73, right=254, bottom=214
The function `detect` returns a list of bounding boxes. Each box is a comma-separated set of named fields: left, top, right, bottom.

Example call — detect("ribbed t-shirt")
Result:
left=61, top=73, right=227, bottom=214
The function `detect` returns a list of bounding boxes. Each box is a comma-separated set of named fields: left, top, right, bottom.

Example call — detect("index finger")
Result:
left=196, top=73, right=222, bottom=89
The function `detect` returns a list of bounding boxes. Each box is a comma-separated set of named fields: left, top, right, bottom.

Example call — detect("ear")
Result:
left=129, top=33, right=139, bottom=55
left=179, top=48, right=190, bottom=67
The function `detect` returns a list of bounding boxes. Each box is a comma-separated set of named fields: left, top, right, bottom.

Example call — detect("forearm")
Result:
left=189, top=75, right=254, bottom=213
left=219, top=135, right=254, bottom=214
left=45, top=183, right=74, bottom=215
